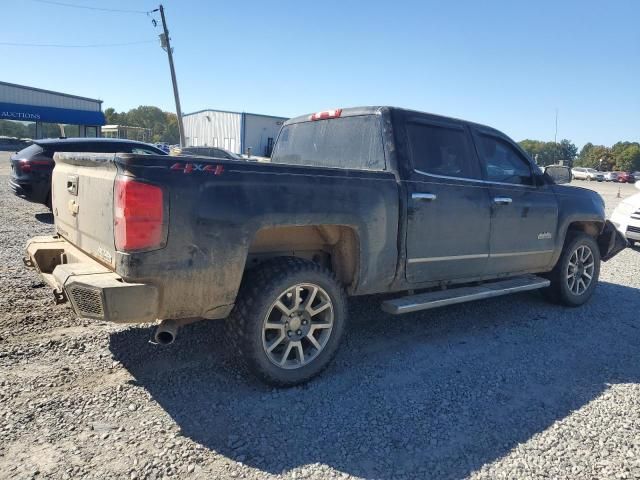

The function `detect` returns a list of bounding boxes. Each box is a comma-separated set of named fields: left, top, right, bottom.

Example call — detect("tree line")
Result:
left=104, top=106, right=180, bottom=144
left=519, top=139, right=640, bottom=172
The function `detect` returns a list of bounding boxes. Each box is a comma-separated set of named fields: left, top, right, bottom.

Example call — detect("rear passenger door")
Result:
left=401, top=115, right=492, bottom=283
left=473, top=130, right=558, bottom=274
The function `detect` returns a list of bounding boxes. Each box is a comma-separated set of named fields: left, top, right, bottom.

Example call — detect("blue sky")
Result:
left=2, top=0, right=638, bottom=147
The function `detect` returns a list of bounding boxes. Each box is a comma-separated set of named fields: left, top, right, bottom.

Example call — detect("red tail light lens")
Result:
left=114, top=177, right=165, bottom=252
left=19, top=160, right=32, bottom=173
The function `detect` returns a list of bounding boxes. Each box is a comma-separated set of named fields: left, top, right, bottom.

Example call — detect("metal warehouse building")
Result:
left=183, top=109, right=287, bottom=157
left=0, top=81, right=105, bottom=139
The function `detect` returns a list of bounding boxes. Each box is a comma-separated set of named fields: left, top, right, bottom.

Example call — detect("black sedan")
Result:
left=9, top=138, right=166, bottom=208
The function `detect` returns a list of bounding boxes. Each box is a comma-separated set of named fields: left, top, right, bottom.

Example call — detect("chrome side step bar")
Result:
left=381, top=275, right=550, bottom=315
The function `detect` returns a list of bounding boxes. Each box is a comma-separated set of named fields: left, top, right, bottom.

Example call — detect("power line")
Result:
left=0, top=39, right=157, bottom=48
left=30, top=0, right=151, bottom=14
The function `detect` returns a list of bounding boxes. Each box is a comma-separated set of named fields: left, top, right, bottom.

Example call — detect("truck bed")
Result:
left=49, top=153, right=400, bottom=321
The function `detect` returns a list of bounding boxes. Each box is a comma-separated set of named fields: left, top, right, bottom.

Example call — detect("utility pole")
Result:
left=554, top=108, right=558, bottom=164
left=158, top=4, right=186, bottom=146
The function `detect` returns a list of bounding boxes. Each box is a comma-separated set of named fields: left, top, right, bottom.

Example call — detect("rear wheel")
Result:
left=226, top=258, right=347, bottom=386
left=543, top=232, right=600, bottom=306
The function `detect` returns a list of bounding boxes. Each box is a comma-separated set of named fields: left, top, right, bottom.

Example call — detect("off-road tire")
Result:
left=543, top=232, right=600, bottom=307
left=226, top=257, right=347, bottom=387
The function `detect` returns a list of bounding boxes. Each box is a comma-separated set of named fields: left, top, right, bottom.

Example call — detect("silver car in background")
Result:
left=572, top=167, right=604, bottom=181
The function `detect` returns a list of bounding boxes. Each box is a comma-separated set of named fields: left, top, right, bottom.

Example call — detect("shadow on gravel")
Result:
left=34, top=212, right=54, bottom=224
left=110, top=281, right=640, bottom=479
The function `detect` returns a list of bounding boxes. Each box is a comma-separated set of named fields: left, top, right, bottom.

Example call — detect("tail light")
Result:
left=19, top=160, right=32, bottom=173
left=114, top=176, right=166, bottom=252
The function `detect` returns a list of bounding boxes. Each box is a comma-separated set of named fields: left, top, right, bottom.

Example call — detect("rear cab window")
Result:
left=271, top=114, right=385, bottom=170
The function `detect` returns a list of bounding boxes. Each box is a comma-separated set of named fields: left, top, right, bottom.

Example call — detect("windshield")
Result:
left=271, top=115, right=385, bottom=170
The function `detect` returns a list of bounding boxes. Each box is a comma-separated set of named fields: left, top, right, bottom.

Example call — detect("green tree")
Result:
left=102, top=105, right=180, bottom=143
left=558, top=139, right=578, bottom=166
left=613, top=143, right=640, bottom=171
left=576, top=144, right=614, bottom=170
left=518, top=139, right=576, bottom=166
left=104, top=107, right=127, bottom=125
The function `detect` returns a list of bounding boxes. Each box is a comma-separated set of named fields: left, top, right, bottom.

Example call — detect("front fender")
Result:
left=598, top=220, right=628, bottom=261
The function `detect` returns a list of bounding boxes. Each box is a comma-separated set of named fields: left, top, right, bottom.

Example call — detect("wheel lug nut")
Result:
left=287, top=331, right=292, bottom=337
left=296, top=330, right=302, bottom=335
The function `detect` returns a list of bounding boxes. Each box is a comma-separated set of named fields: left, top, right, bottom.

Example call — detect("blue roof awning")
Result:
left=0, top=101, right=105, bottom=125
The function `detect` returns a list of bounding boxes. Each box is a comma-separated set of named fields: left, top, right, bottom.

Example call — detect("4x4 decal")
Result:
left=170, top=162, right=224, bottom=175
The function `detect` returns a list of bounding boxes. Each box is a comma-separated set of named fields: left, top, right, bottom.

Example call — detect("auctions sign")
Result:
left=0, top=110, right=41, bottom=121
left=0, top=101, right=105, bottom=126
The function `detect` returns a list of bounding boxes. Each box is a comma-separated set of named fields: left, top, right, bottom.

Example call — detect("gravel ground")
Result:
left=1, top=153, right=639, bottom=480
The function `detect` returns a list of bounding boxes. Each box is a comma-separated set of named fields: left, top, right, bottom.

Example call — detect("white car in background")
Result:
left=572, top=167, right=604, bottom=181
left=611, top=182, right=640, bottom=247
left=604, top=171, right=619, bottom=182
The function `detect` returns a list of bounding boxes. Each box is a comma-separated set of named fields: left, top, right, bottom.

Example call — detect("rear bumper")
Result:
left=9, top=177, right=49, bottom=205
left=9, top=178, right=31, bottom=197
left=25, top=236, right=158, bottom=323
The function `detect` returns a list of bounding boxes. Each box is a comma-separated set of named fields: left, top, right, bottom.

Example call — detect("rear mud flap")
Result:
left=598, top=220, right=628, bottom=262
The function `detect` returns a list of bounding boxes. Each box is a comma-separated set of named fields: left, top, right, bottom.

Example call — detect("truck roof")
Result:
left=284, top=106, right=502, bottom=135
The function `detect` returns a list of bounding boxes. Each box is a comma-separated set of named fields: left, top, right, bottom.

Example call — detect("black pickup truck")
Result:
left=24, top=106, right=626, bottom=386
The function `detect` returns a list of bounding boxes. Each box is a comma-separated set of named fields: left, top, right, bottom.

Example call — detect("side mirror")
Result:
left=544, top=165, right=572, bottom=185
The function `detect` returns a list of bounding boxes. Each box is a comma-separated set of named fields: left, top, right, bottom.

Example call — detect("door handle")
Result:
left=412, top=193, right=437, bottom=201
left=493, top=196, right=512, bottom=205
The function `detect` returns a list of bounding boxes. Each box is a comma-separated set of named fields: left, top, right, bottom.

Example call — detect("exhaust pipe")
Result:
left=154, top=319, right=178, bottom=345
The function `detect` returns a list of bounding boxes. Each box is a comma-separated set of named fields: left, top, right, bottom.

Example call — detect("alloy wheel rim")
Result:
left=566, top=245, right=595, bottom=295
left=262, top=283, right=334, bottom=370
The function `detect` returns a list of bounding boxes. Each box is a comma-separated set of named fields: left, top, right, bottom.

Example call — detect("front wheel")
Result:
left=543, top=232, right=601, bottom=307
left=226, top=257, right=347, bottom=386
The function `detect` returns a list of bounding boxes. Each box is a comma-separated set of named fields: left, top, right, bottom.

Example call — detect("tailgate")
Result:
left=52, top=153, right=118, bottom=267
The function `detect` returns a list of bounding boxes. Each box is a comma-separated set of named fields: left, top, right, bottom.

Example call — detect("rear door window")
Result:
left=406, top=122, right=480, bottom=179
left=271, top=115, right=385, bottom=170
